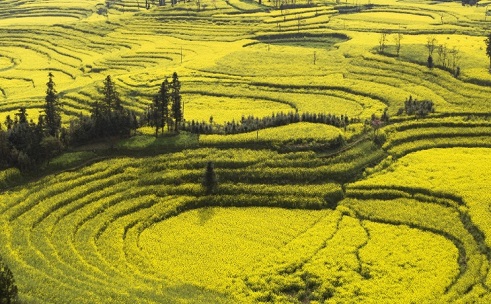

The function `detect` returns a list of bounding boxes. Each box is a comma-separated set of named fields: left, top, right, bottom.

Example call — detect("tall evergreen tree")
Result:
left=170, top=72, right=182, bottom=132
left=151, top=78, right=170, bottom=137
left=0, top=126, right=9, bottom=168
left=15, top=107, right=28, bottom=125
left=92, top=75, right=126, bottom=137
left=4, top=115, right=14, bottom=130
left=44, top=72, right=62, bottom=137
left=159, top=77, right=170, bottom=134
left=202, top=161, right=218, bottom=195
left=486, top=33, right=491, bottom=70
left=102, top=75, right=121, bottom=112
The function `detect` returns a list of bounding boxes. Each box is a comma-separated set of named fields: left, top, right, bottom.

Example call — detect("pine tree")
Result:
left=102, top=75, right=121, bottom=112
left=44, top=73, right=62, bottom=137
left=153, top=77, right=170, bottom=136
left=15, top=107, right=28, bottom=125
left=0, top=127, right=9, bottom=168
left=4, top=115, right=13, bottom=130
left=202, top=161, right=218, bottom=195
left=170, top=72, right=182, bottom=132
left=94, top=75, right=124, bottom=137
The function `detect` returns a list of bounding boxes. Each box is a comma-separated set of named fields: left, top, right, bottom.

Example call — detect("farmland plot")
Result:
left=1, top=0, right=491, bottom=302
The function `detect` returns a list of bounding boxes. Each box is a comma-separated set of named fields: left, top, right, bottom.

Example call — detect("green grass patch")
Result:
left=117, top=132, right=199, bottom=151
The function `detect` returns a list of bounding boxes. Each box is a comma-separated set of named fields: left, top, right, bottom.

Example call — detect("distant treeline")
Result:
left=182, top=111, right=358, bottom=135
left=1, top=71, right=367, bottom=171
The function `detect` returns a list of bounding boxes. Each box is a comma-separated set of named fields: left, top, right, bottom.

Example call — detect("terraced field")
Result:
left=1, top=0, right=491, bottom=302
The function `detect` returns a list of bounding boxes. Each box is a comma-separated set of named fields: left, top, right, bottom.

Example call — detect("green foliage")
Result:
left=46, top=151, right=97, bottom=171
left=1, top=107, right=64, bottom=171
left=185, top=111, right=354, bottom=135
left=44, top=73, right=62, bottom=138
left=0, top=257, right=18, bottom=304
left=102, top=75, right=122, bottom=112
left=171, top=72, right=183, bottom=132
left=403, top=95, right=435, bottom=117
left=202, top=161, right=218, bottom=195
left=0, top=168, right=21, bottom=190
left=68, top=76, right=138, bottom=145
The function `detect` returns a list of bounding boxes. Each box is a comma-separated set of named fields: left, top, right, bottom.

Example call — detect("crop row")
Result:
left=349, top=147, right=491, bottom=300
left=348, top=54, right=491, bottom=113
left=0, top=147, right=357, bottom=302
left=344, top=197, right=488, bottom=301
left=385, top=126, right=491, bottom=150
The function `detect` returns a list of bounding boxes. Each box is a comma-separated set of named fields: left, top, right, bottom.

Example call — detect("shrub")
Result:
left=0, top=257, right=18, bottom=304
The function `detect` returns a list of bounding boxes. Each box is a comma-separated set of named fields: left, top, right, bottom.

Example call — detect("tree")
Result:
left=394, top=32, right=403, bottom=56
left=426, top=36, right=437, bottom=57
left=170, top=72, right=183, bottom=132
left=450, top=47, right=461, bottom=76
left=437, top=44, right=449, bottom=69
left=152, top=78, right=170, bottom=136
left=97, top=4, right=109, bottom=20
left=485, top=33, right=491, bottom=70
left=426, top=36, right=437, bottom=68
left=4, top=115, right=13, bottom=130
left=427, top=55, right=433, bottom=68
left=86, top=75, right=137, bottom=139
left=378, top=33, right=387, bottom=54
left=0, top=126, right=9, bottom=168
left=0, top=258, right=18, bottom=304
left=202, top=161, right=218, bottom=195
left=44, top=73, right=62, bottom=137
left=15, top=107, right=28, bottom=125
left=102, top=75, right=121, bottom=113
left=40, top=136, right=63, bottom=164
left=8, top=108, right=42, bottom=170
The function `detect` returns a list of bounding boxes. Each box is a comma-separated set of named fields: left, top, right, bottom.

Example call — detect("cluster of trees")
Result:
left=398, top=95, right=435, bottom=117
left=183, top=111, right=357, bottom=135
left=377, top=32, right=491, bottom=75
left=143, top=72, right=183, bottom=137
left=0, top=74, right=139, bottom=171
left=68, top=76, right=138, bottom=146
left=425, top=33, right=491, bottom=74
left=0, top=257, right=18, bottom=304
left=0, top=73, right=64, bottom=170
left=378, top=32, right=403, bottom=56
left=426, top=36, right=461, bottom=76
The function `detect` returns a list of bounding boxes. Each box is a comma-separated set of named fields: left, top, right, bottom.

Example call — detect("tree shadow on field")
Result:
left=198, top=207, right=216, bottom=226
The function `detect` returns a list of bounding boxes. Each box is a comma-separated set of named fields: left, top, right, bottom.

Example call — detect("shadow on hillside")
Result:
left=198, top=207, right=216, bottom=226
